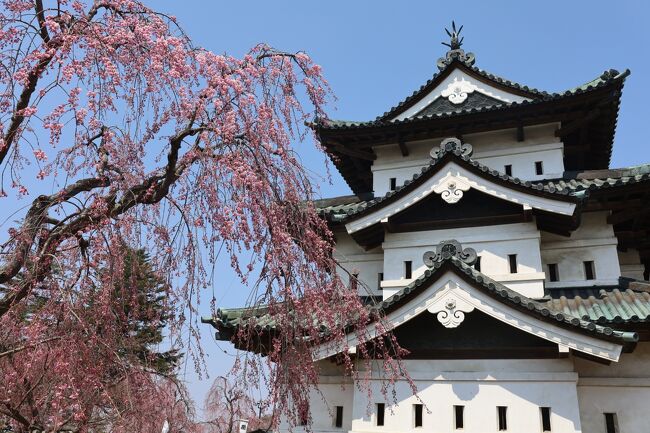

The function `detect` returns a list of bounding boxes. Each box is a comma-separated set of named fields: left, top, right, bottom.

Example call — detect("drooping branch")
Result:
left=0, top=1, right=392, bottom=431
left=0, top=123, right=203, bottom=318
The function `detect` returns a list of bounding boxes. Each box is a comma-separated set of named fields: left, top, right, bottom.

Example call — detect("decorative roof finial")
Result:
left=423, top=240, right=478, bottom=267
left=437, top=21, right=475, bottom=71
left=442, top=21, right=464, bottom=51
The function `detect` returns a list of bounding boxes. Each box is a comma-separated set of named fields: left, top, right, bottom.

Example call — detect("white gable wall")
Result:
left=349, top=359, right=582, bottom=433
left=380, top=223, right=545, bottom=298
left=333, top=213, right=627, bottom=300
left=541, top=212, right=622, bottom=288
left=371, top=124, right=564, bottom=197
left=333, top=229, right=384, bottom=297
left=618, top=248, right=645, bottom=280
left=574, top=342, right=650, bottom=433
left=282, top=348, right=650, bottom=433
left=392, top=68, right=530, bottom=121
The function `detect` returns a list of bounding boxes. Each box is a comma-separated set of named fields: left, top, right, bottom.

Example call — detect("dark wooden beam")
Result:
left=555, top=108, right=601, bottom=137
left=516, top=123, right=525, bottom=142
left=608, top=207, right=650, bottom=225
left=398, top=139, right=409, bottom=157
left=389, top=214, right=527, bottom=233
left=332, top=144, right=376, bottom=161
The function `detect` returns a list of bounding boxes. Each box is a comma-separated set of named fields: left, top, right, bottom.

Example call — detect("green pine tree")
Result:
left=111, top=248, right=181, bottom=374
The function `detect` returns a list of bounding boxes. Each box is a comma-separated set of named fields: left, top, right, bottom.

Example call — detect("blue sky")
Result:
left=1, top=0, right=648, bottom=417
left=150, top=0, right=650, bottom=412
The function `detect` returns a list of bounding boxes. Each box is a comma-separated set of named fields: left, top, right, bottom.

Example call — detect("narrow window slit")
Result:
left=389, top=177, right=397, bottom=191
left=535, top=161, right=544, bottom=175
left=584, top=261, right=595, bottom=280
left=604, top=413, right=618, bottom=433
left=413, top=404, right=423, bottom=428
left=508, top=254, right=518, bottom=274
left=404, top=261, right=412, bottom=279
left=504, top=165, right=512, bottom=176
left=454, top=405, right=464, bottom=430
left=298, top=404, right=309, bottom=426
left=334, top=406, right=343, bottom=428
left=350, top=272, right=358, bottom=291
left=541, top=407, right=551, bottom=432
left=376, top=403, right=385, bottom=426
left=548, top=264, right=559, bottom=282
left=497, top=406, right=507, bottom=431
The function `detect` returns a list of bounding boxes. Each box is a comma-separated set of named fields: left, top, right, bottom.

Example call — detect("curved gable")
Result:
left=313, top=259, right=635, bottom=362
left=344, top=152, right=578, bottom=234
left=392, top=66, right=532, bottom=121
left=383, top=61, right=542, bottom=122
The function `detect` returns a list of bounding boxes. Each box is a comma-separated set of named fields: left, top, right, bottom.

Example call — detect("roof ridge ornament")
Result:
left=423, top=240, right=478, bottom=267
left=430, top=137, right=473, bottom=159
left=437, top=21, right=476, bottom=71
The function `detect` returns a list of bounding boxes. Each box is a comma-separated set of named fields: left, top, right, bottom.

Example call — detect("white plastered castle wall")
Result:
left=333, top=228, right=384, bottom=296
left=380, top=222, right=545, bottom=298
left=574, top=342, right=650, bottom=433
left=541, top=212, right=622, bottom=288
left=334, top=211, right=631, bottom=301
left=347, top=359, right=582, bottom=433
left=277, top=360, right=354, bottom=433
left=618, top=248, right=645, bottom=280
left=371, top=124, right=565, bottom=196
left=284, top=349, right=650, bottom=433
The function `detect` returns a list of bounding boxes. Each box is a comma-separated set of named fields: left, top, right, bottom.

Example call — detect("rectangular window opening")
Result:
left=334, top=406, right=343, bottom=428
left=298, top=404, right=309, bottom=426
left=454, top=405, right=464, bottom=430
left=541, top=407, right=551, bottom=432
left=389, top=177, right=397, bottom=191
left=535, top=161, right=544, bottom=175
left=474, top=256, right=482, bottom=272
left=584, top=260, right=596, bottom=280
left=405, top=261, right=412, bottom=279
left=376, top=403, right=385, bottom=426
left=413, top=404, right=423, bottom=428
left=508, top=254, right=518, bottom=274
left=377, top=273, right=384, bottom=291
left=504, top=164, right=513, bottom=177
left=548, top=264, right=559, bottom=282
left=604, top=413, right=618, bottom=433
left=497, top=406, right=508, bottom=431
left=350, top=272, right=358, bottom=291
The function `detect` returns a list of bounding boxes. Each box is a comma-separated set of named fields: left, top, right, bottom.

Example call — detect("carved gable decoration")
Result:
left=415, top=90, right=504, bottom=117
left=422, top=241, right=478, bottom=328
left=313, top=268, right=626, bottom=362
left=431, top=174, right=471, bottom=204
left=440, top=77, right=477, bottom=104
left=393, top=70, right=530, bottom=121
left=427, top=296, right=475, bottom=328
left=423, top=240, right=478, bottom=267
left=430, top=137, right=473, bottom=159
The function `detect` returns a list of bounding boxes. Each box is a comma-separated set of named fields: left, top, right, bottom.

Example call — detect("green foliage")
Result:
left=110, top=248, right=181, bottom=374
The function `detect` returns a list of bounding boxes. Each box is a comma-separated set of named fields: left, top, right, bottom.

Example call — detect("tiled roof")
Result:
left=544, top=165, right=650, bottom=193
left=317, top=148, right=580, bottom=224
left=316, top=163, right=650, bottom=223
left=202, top=305, right=276, bottom=332
left=372, top=257, right=637, bottom=343
left=203, top=257, right=639, bottom=344
left=545, top=279, right=650, bottom=325
left=413, top=91, right=506, bottom=118
left=377, top=60, right=549, bottom=121
left=318, top=69, right=628, bottom=130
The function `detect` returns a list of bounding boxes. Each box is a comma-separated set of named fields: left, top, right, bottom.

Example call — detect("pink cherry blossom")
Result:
left=0, top=1, right=404, bottom=430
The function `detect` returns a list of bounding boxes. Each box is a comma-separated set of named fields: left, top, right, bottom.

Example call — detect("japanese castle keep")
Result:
left=205, top=25, right=650, bottom=433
